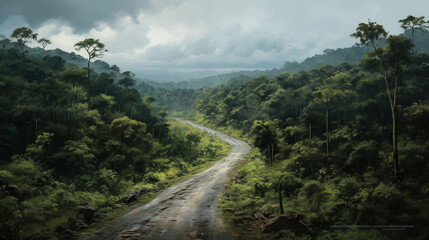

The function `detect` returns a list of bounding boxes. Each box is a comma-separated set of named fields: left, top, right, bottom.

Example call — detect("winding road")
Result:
left=84, top=119, right=251, bottom=240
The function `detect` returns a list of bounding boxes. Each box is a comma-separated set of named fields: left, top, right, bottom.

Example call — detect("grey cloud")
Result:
left=186, top=36, right=216, bottom=56
left=145, top=44, right=186, bottom=61
left=224, top=31, right=286, bottom=58
left=3, top=0, right=429, bottom=71
left=184, top=24, right=285, bottom=60
left=0, top=0, right=154, bottom=32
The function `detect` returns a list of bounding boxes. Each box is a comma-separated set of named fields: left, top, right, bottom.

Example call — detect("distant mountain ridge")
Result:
left=23, top=44, right=118, bottom=74
left=153, top=29, right=429, bottom=89
left=6, top=29, right=428, bottom=90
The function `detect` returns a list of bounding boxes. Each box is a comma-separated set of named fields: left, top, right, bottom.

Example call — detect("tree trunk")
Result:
left=371, top=40, right=402, bottom=180
left=308, top=123, right=312, bottom=147
left=87, top=59, right=91, bottom=109
left=325, top=105, right=329, bottom=156
left=21, top=45, right=25, bottom=59
left=267, top=143, right=275, bottom=166
left=380, top=104, right=384, bottom=144
left=278, top=181, right=284, bottom=214
left=392, top=107, right=399, bottom=179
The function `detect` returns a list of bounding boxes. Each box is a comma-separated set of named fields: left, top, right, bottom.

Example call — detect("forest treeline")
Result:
left=195, top=16, right=429, bottom=239
left=1, top=14, right=429, bottom=240
left=0, top=28, right=229, bottom=239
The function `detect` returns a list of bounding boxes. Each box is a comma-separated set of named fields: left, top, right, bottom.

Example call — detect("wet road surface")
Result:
left=84, top=120, right=251, bottom=240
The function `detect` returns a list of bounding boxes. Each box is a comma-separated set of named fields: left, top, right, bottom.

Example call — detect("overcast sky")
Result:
left=1, top=0, right=428, bottom=73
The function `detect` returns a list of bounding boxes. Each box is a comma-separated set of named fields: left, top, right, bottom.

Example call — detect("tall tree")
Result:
left=399, top=15, right=428, bottom=54
left=74, top=38, right=107, bottom=109
left=252, top=120, right=278, bottom=165
left=10, top=27, right=38, bottom=59
left=312, top=88, right=350, bottom=156
left=0, top=36, right=11, bottom=57
left=38, top=38, right=52, bottom=50
left=350, top=20, right=388, bottom=54
left=119, top=71, right=136, bottom=89
left=351, top=20, right=413, bottom=179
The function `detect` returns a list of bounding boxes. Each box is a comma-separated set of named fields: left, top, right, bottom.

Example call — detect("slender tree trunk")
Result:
left=87, top=59, right=91, bottom=109
left=267, top=143, right=274, bottom=166
left=325, top=105, right=329, bottom=156
left=271, top=143, right=275, bottom=165
left=308, top=123, right=312, bottom=147
left=278, top=181, right=284, bottom=214
left=380, top=104, right=384, bottom=144
left=374, top=40, right=401, bottom=180
left=267, top=143, right=271, bottom=165
left=21, top=45, right=25, bottom=60
left=34, top=118, right=38, bottom=140
left=393, top=67, right=400, bottom=180
left=392, top=102, right=399, bottom=180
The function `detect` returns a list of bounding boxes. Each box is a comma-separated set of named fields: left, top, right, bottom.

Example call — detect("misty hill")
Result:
left=4, top=43, right=122, bottom=79
left=132, top=69, right=226, bottom=83
left=142, top=68, right=284, bottom=89
left=5, top=28, right=428, bottom=91
left=27, top=45, right=120, bottom=74
left=282, top=30, right=429, bottom=73
left=153, top=29, right=429, bottom=89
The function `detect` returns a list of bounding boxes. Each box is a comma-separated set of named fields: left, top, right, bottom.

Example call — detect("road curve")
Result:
left=84, top=119, right=251, bottom=240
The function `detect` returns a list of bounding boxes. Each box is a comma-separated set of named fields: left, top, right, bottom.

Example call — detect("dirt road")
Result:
left=84, top=120, right=251, bottom=240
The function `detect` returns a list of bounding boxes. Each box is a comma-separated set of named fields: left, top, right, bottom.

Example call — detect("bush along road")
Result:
left=84, top=119, right=251, bottom=240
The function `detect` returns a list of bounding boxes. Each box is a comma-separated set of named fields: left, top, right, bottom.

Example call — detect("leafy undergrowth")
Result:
left=193, top=113, right=253, bottom=142
left=219, top=148, right=429, bottom=240
left=0, top=120, right=230, bottom=239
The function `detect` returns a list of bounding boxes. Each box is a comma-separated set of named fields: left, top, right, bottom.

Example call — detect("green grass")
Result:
left=189, top=113, right=253, bottom=142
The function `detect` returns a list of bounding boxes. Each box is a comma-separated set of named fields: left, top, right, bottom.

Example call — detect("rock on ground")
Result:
left=75, top=206, right=96, bottom=222
left=261, top=210, right=309, bottom=235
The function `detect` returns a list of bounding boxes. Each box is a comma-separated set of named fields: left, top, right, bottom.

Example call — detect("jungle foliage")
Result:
left=197, top=16, right=429, bottom=239
left=0, top=29, right=229, bottom=239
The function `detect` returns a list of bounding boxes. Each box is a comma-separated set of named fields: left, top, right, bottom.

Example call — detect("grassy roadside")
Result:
left=188, top=113, right=253, bottom=143
left=184, top=116, right=276, bottom=239
left=79, top=119, right=232, bottom=237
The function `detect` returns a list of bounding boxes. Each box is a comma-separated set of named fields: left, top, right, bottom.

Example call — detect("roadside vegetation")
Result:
left=0, top=28, right=229, bottom=239
left=196, top=16, right=429, bottom=239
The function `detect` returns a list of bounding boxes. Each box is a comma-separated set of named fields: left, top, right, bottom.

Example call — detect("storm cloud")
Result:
left=0, top=0, right=157, bottom=31
left=1, top=0, right=428, bottom=71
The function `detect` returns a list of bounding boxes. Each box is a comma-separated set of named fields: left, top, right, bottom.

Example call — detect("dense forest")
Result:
left=195, top=16, right=429, bottom=239
left=1, top=14, right=429, bottom=240
left=0, top=28, right=229, bottom=239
